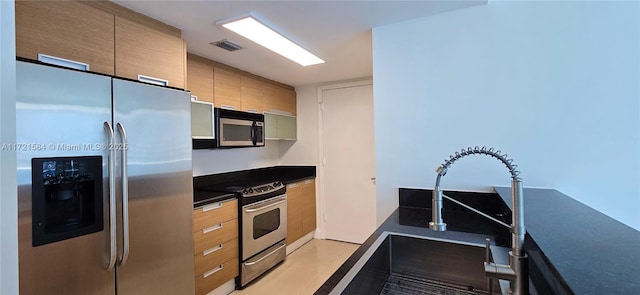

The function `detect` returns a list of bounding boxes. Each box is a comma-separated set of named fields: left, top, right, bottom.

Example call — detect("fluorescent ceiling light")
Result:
left=217, top=13, right=325, bottom=67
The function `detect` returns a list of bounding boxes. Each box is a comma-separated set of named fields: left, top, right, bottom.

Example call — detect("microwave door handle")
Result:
left=251, top=121, right=257, bottom=146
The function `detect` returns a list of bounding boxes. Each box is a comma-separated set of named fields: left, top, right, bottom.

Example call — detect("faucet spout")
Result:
left=430, top=146, right=528, bottom=295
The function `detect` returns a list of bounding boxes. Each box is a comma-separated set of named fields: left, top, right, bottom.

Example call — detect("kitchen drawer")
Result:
left=194, top=219, right=238, bottom=254
left=195, top=238, right=238, bottom=277
left=193, top=199, right=238, bottom=233
left=195, top=258, right=239, bottom=295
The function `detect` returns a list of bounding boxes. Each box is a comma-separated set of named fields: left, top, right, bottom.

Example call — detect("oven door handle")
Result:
left=244, top=243, right=286, bottom=266
left=244, top=197, right=286, bottom=213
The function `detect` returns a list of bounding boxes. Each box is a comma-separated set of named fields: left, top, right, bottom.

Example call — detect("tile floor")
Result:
left=231, top=239, right=360, bottom=295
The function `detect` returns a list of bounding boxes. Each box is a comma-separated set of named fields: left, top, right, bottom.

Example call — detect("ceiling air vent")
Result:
left=211, top=39, right=243, bottom=52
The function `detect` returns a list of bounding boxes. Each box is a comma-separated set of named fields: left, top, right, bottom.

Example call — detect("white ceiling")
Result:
left=113, top=0, right=486, bottom=87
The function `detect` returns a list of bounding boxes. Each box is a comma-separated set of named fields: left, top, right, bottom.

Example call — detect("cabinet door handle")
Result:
left=203, top=265, right=224, bottom=278
left=246, top=109, right=259, bottom=113
left=137, top=74, right=169, bottom=86
left=220, top=104, right=236, bottom=110
left=38, top=54, right=89, bottom=71
left=191, top=95, right=199, bottom=101
left=304, top=180, right=313, bottom=185
left=288, top=183, right=299, bottom=189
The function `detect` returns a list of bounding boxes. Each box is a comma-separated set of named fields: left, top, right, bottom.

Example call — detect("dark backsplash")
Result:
left=398, top=188, right=512, bottom=247
left=193, top=165, right=316, bottom=189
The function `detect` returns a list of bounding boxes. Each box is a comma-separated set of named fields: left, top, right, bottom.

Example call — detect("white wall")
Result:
left=373, top=1, right=640, bottom=229
left=192, top=143, right=281, bottom=176
left=279, top=85, right=320, bottom=166
left=0, top=0, right=19, bottom=293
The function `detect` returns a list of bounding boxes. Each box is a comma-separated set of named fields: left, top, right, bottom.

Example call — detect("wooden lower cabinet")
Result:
left=195, top=259, right=239, bottom=295
left=193, top=199, right=239, bottom=295
left=194, top=238, right=239, bottom=279
left=302, top=179, right=317, bottom=234
left=193, top=200, right=238, bottom=233
left=286, top=183, right=304, bottom=245
left=286, top=179, right=317, bottom=245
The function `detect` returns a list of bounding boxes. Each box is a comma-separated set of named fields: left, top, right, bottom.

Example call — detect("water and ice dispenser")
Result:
left=31, top=156, right=103, bottom=246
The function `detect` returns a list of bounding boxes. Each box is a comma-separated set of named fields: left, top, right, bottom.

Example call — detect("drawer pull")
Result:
left=203, top=244, right=223, bottom=256
left=203, top=223, right=223, bottom=234
left=245, top=243, right=285, bottom=266
left=191, top=95, right=199, bottom=101
left=38, top=54, right=89, bottom=71
left=220, top=104, right=236, bottom=110
left=246, top=109, right=259, bottom=114
left=137, top=74, right=169, bottom=87
left=288, top=183, right=299, bottom=189
left=203, top=264, right=223, bottom=278
left=304, top=180, right=313, bottom=184
left=202, top=202, right=222, bottom=212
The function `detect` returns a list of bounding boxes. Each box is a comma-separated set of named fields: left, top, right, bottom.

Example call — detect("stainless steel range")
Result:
left=202, top=181, right=287, bottom=287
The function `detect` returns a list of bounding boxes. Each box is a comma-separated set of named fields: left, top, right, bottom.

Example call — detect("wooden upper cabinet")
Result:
left=263, top=83, right=297, bottom=116
left=115, top=16, right=186, bottom=89
left=15, top=1, right=115, bottom=75
left=187, top=54, right=214, bottom=103
left=240, top=76, right=263, bottom=113
left=213, top=67, right=241, bottom=110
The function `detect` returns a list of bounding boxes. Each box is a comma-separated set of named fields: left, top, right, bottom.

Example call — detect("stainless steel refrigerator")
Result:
left=16, top=60, right=195, bottom=294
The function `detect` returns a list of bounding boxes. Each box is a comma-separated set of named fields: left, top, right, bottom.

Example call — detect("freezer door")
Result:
left=16, top=61, right=115, bottom=295
left=112, top=79, right=195, bottom=294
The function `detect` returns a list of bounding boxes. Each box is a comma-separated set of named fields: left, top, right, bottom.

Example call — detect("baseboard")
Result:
left=286, top=231, right=315, bottom=255
left=205, top=279, right=235, bottom=295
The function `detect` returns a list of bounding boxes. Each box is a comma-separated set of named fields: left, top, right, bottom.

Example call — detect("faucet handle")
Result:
left=485, top=238, right=491, bottom=262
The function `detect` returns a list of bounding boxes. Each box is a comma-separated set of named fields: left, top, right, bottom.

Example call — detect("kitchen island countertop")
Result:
left=494, top=187, right=640, bottom=295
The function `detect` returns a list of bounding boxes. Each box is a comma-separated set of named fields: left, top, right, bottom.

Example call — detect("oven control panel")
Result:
left=242, top=181, right=283, bottom=197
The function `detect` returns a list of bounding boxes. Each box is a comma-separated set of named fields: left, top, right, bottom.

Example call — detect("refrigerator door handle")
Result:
left=116, top=122, right=130, bottom=266
left=104, top=122, right=117, bottom=271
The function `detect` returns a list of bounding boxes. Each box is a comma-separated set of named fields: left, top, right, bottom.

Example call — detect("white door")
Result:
left=320, top=81, right=376, bottom=244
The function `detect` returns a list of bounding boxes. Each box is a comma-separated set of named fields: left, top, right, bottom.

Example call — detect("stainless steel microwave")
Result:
left=216, top=108, right=265, bottom=148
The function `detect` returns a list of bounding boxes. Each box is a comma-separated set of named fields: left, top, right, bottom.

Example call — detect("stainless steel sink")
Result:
left=330, top=232, right=508, bottom=295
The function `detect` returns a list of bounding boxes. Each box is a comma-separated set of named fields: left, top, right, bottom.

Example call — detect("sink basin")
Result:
left=330, top=232, right=506, bottom=295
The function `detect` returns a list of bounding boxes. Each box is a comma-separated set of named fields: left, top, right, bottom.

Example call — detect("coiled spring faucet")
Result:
left=429, top=146, right=528, bottom=295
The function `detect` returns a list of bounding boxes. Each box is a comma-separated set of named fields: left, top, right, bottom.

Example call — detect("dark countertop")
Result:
left=494, top=187, right=640, bottom=295
left=193, top=165, right=316, bottom=206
